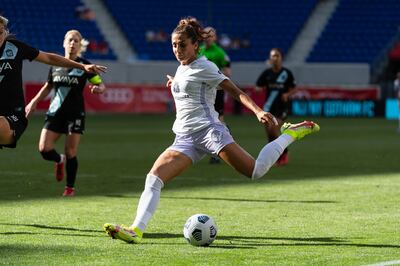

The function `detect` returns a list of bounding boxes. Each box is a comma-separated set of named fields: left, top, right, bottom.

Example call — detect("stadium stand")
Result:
left=307, top=0, right=400, bottom=64
left=102, top=0, right=317, bottom=61
left=0, top=0, right=116, bottom=60
left=2, top=0, right=400, bottom=70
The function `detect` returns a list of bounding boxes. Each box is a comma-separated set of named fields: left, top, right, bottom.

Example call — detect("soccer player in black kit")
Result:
left=25, top=30, right=107, bottom=197
left=0, top=16, right=106, bottom=150
left=255, top=48, right=298, bottom=166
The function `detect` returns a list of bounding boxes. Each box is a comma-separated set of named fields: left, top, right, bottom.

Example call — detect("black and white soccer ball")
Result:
left=183, top=214, right=217, bottom=246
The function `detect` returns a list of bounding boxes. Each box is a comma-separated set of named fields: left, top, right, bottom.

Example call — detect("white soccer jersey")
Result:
left=171, top=56, right=228, bottom=134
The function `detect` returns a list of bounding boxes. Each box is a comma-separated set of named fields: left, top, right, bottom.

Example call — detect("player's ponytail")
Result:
left=173, top=16, right=210, bottom=49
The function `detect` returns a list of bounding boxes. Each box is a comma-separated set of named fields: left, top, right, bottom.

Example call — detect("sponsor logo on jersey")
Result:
left=0, top=62, right=12, bottom=73
left=53, top=75, right=79, bottom=85
left=269, top=83, right=285, bottom=90
left=175, top=94, right=190, bottom=99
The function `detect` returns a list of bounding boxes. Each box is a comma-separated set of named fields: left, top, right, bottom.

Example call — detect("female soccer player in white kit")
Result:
left=104, top=17, right=320, bottom=244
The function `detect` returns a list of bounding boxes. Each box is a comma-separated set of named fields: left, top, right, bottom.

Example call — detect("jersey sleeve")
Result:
left=287, top=69, right=296, bottom=88
left=13, top=39, right=40, bottom=61
left=47, top=67, right=53, bottom=84
left=256, top=70, right=268, bottom=87
left=202, top=61, right=228, bottom=88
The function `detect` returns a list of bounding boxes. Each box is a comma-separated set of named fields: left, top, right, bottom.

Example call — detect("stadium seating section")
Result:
left=307, top=0, right=400, bottom=63
left=0, top=0, right=116, bottom=60
left=2, top=0, right=400, bottom=64
left=102, top=0, right=317, bottom=61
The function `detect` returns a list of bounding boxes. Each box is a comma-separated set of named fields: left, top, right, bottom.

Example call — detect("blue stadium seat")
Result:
left=307, top=0, right=400, bottom=64
left=102, top=0, right=317, bottom=61
left=0, top=0, right=116, bottom=60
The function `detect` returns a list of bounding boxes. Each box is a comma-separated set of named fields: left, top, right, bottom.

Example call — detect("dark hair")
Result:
left=270, top=47, right=284, bottom=59
left=172, top=16, right=212, bottom=45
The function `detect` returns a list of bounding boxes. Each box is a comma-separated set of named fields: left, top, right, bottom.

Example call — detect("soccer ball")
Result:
left=183, top=214, right=217, bottom=246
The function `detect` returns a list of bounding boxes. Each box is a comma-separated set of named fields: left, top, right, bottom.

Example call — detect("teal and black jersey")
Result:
left=47, top=57, right=96, bottom=117
left=256, top=67, right=295, bottom=115
left=0, top=38, right=39, bottom=115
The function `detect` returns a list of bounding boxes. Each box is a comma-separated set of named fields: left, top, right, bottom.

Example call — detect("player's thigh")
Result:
left=65, top=133, right=81, bottom=157
left=0, top=116, right=13, bottom=144
left=219, top=142, right=255, bottom=177
left=149, top=149, right=192, bottom=183
left=39, top=128, right=62, bottom=151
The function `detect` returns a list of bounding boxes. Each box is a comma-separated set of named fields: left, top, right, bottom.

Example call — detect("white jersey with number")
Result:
left=171, top=56, right=228, bottom=134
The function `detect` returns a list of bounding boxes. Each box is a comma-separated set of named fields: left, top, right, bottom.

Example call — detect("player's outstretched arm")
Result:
left=219, top=79, right=277, bottom=126
left=34, top=51, right=107, bottom=74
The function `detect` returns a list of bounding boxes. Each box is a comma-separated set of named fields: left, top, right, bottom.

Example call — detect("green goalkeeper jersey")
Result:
left=199, top=43, right=230, bottom=70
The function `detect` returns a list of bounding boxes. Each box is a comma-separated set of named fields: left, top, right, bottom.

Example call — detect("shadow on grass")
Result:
left=0, top=223, right=104, bottom=239
left=106, top=195, right=338, bottom=204
left=217, top=235, right=400, bottom=249
left=144, top=233, right=400, bottom=249
left=0, top=222, right=101, bottom=233
left=1, top=223, right=399, bottom=250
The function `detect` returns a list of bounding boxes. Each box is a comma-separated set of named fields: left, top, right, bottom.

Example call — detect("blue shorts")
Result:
left=167, top=123, right=234, bottom=163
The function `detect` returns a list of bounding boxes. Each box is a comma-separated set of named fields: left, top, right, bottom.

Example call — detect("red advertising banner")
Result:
left=291, top=86, right=380, bottom=100
left=84, top=84, right=173, bottom=113
left=24, top=83, right=380, bottom=114
left=25, top=83, right=52, bottom=110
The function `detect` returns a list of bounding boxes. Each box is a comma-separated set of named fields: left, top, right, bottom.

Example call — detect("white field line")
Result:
left=363, top=260, right=400, bottom=266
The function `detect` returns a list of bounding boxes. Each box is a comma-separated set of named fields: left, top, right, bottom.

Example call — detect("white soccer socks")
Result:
left=251, top=134, right=294, bottom=180
left=132, top=174, right=164, bottom=232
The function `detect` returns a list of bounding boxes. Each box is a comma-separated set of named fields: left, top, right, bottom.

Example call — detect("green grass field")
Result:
left=1, top=114, right=399, bottom=265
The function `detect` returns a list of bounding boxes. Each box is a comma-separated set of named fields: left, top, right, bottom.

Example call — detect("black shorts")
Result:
left=270, top=104, right=290, bottom=121
left=214, top=89, right=225, bottom=116
left=0, top=113, right=28, bottom=149
left=271, top=108, right=289, bottom=120
left=44, top=114, right=85, bottom=135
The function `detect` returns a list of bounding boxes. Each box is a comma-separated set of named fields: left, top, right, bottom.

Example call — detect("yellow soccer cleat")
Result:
left=103, top=223, right=143, bottom=244
left=281, top=121, right=320, bottom=140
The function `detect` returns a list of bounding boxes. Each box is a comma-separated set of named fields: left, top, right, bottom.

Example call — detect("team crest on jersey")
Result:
left=277, top=70, right=288, bottom=83
left=6, top=49, right=13, bottom=57
left=211, top=129, right=223, bottom=142
left=173, top=83, right=180, bottom=93
left=0, top=42, right=17, bottom=60
left=69, top=68, right=85, bottom=76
